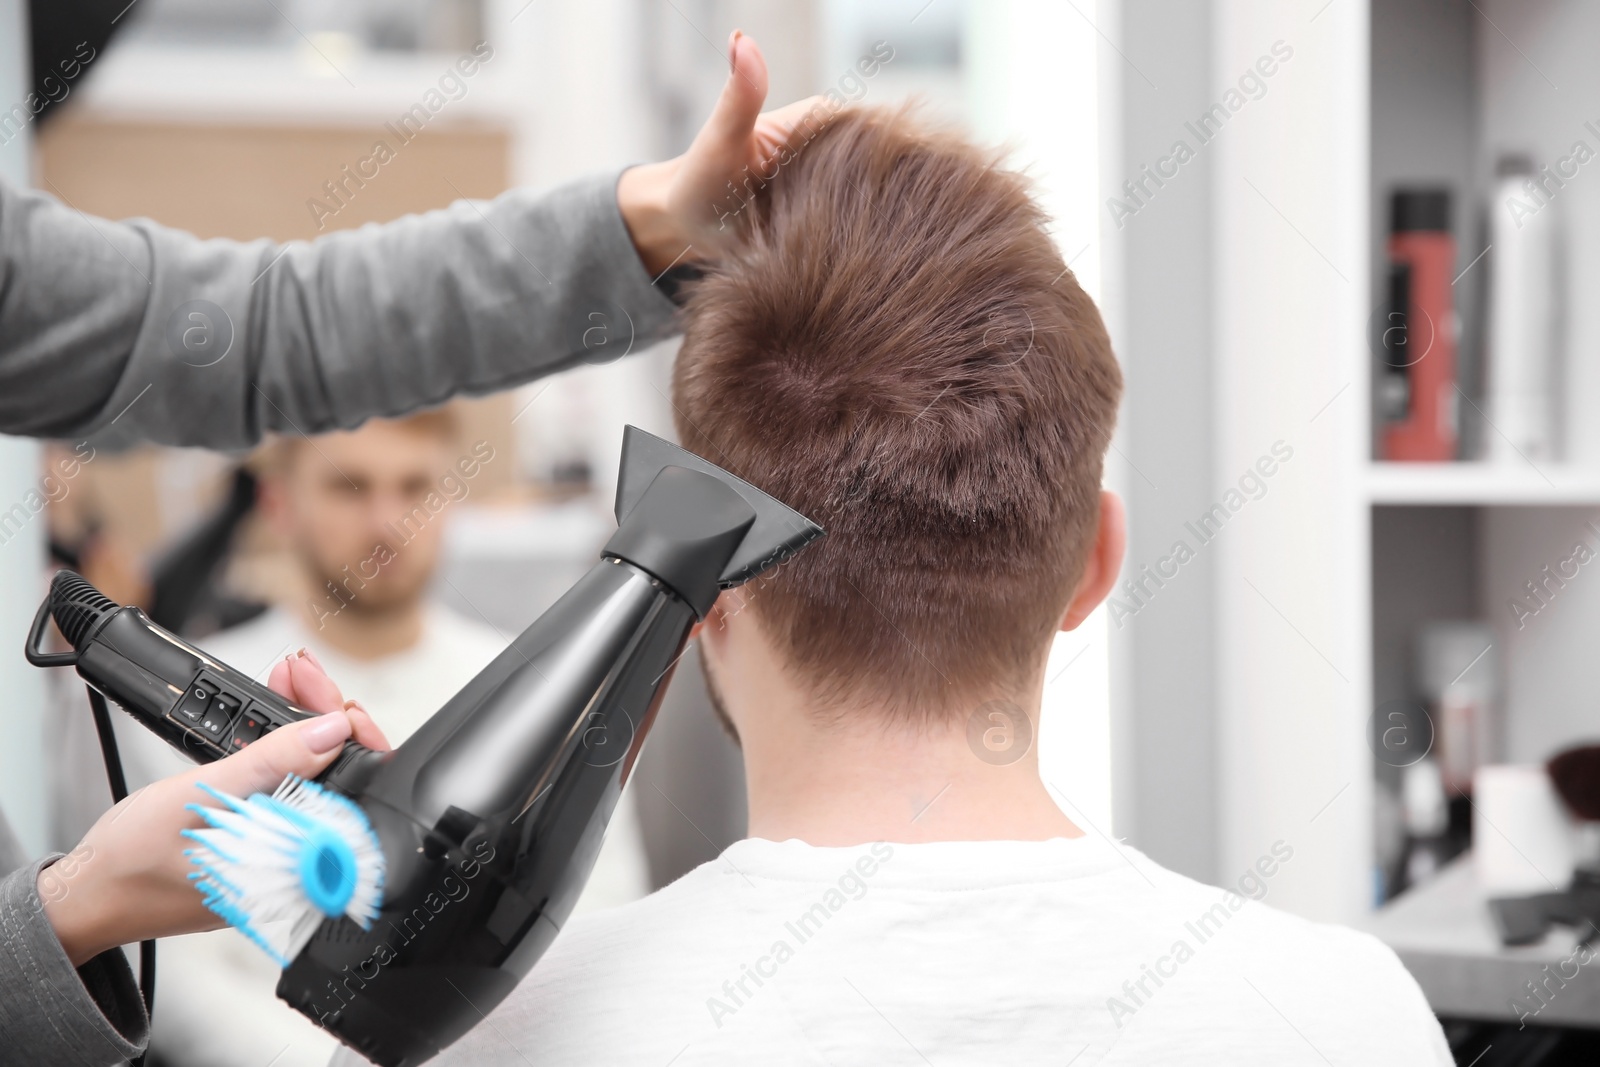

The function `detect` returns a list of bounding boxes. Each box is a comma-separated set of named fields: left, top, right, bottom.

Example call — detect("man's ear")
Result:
left=693, top=593, right=733, bottom=644
left=256, top=473, right=294, bottom=540
left=1060, top=490, right=1127, bottom=632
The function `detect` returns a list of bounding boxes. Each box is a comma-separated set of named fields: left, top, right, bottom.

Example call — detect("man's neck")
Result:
left=739, top=695, right=1083, bottom=847
left=298, top=597, right=425, bottom=661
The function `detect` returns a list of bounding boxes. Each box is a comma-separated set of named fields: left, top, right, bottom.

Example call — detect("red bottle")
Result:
left=1379, top=190, right=1458, bottom=461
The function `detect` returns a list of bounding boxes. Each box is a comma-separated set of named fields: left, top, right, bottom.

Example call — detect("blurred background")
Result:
left=0, top=0, right=1110, bottom=876
left=5, top=0, right=1600, bottom=1063
left=0, top=2, right=1110, bottom=1063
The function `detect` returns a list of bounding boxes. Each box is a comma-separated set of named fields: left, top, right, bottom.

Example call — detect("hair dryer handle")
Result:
left=30, top=572, right=388, bottom=776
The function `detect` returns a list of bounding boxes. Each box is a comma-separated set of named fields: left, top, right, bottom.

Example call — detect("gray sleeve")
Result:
left=0, top=171, right=680, bottom=448
left=0, top=818, right=148, bottom=1066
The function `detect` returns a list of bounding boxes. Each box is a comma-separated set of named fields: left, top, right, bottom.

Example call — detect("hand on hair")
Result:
left=617, top=31, right=828, bottom=274
left=40, top=651, right=390, bottom=966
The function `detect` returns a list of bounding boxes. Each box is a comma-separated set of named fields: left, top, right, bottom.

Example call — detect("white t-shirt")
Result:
left=333, top=834, right=1451, bottom=1067
left=127, top=606, right=651, bottom=1067
left=185, top=604, right=510, bottom=745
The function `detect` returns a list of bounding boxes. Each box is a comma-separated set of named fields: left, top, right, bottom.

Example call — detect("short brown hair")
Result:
left=264, top=406, right=461, bottom=474
left=673, top=106, right=1122, bottom=717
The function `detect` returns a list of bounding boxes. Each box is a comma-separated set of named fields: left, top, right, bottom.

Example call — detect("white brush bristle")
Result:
left=184, top=775, right=385, bottom=967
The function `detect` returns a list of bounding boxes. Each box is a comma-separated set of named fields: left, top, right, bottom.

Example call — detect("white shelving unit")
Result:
left=0, top=0, right=49, bottom=858
left=1204, top=0, right=1372, bottom=924
left=1192, top=0, right=1600, bottom=927
left=1365, top=464, right=1600, bottom=507
left=1360, top=0, right=1600, bottom=911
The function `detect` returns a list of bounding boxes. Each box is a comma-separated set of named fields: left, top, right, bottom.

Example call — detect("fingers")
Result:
left=267, top=657, right=292, bottom=699
left=751, top=95, right=830, bottom=165
left=284, top=649, right=346, bottom=713
left=342, top=700, right=393, bottom=752
left=185, top=712, right=353, bottom=800
left=699, top=30, right=768, bottom=153
left=266, top=648, right=390, bottom=749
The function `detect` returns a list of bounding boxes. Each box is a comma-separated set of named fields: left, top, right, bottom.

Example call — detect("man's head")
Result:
left=674, top=106, right=1124, bottom=731
left=261, top=411, right=465, bottom=615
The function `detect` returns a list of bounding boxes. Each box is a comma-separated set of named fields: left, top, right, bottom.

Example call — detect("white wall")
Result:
left=1101, top=0, right=1222, bottom=882
left=1212, top=0, right=1370, bottom=921
left=1482, top=506, right=1600, bottom=764
left=0, top=0, right=50, bottom=857
left=965, top=0, right=1113, bottom=834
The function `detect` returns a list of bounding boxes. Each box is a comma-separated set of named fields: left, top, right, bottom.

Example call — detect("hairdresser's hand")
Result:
left=40, top=654, right=391, bottom=966
left=267, top=646, right=390, bottom=750
left=617, top=31, right=828, bottom=273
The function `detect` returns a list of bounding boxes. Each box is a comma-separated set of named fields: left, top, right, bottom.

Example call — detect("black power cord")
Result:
left=86, top=686, right=154, bottom=1067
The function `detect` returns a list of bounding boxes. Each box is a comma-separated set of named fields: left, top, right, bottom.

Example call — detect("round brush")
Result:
left=183, top=775, right=386, bottom=966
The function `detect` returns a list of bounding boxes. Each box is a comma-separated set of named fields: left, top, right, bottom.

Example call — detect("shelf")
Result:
left=1364, top=463, right=1600, bottom=507
left=1359, top=857, right=1600, bottom=1026
left=73, top=45, right=520, bottom=126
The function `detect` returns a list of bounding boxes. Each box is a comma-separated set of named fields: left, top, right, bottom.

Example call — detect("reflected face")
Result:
left=271, top=423, right=455, bottom=614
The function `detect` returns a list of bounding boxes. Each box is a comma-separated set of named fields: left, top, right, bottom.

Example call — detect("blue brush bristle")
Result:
left=184, top=775, right=385, bottom=966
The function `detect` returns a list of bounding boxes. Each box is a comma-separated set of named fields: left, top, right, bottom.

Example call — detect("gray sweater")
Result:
left=0, top=170, right=680, bottom=1064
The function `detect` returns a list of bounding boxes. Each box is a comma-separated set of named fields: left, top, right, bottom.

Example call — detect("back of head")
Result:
left=673, top=105, right=1122, bottom=719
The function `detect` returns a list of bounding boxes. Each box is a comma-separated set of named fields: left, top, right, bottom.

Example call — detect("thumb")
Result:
left=698, top=30, right=768, bottom=153
left=186, top=713, right=353, bottom=801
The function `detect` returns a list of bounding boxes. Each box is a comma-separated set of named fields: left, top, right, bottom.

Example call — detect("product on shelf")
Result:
left=1485, top=154, right=1561, bottom=464
left=1418, top=620, right=1497, bottom=796
left=1379, top=188, right=1459, bottom=462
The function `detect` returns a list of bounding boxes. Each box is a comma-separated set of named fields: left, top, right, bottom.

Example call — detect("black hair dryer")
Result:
left=26, top=426, right=823, bottom=1066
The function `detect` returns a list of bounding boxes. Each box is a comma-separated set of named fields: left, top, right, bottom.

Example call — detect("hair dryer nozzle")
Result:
left=47, top=569, right=119, bottom=649
left=609, top=427, right=824, bottom=607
